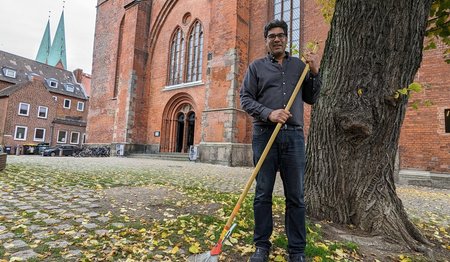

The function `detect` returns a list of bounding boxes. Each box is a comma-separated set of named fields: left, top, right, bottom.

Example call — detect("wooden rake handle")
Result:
left=217, top=62, right=311, bottom=244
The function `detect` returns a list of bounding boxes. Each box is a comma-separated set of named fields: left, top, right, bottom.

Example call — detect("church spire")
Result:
left=36, top=19, right=51, bottom=64
left=48, top=10, right=67, bottom=69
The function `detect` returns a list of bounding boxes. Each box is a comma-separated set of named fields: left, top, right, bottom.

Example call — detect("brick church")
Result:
left=87, top=0, right=449, bottom=172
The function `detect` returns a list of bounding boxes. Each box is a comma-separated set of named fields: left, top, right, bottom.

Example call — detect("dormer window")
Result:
left=2, top=68, right=16, bottom=78
left=46, top=78, right=58, bottom=88
left=65, top=84, right=75, bottom=92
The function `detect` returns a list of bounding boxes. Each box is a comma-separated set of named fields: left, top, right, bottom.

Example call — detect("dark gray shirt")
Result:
left=240, top=53, right=321, bottom=127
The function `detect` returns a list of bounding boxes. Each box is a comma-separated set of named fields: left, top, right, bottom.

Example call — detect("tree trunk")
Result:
left=305, top=0, right=433, bottom=250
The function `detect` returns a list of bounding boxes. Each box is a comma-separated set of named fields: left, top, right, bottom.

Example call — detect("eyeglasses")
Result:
left=267, top=33, right=287, bottom=40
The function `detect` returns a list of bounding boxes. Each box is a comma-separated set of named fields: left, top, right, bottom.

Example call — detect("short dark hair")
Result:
left=264, top=19, right=288, bottom=38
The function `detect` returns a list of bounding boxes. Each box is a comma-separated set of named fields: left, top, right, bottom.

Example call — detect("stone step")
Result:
left=127, top=153, right=190, bottom=161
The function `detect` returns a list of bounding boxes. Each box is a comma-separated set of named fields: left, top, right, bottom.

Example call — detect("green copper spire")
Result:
left=48, top=11, right=67, bottom=69
left=36, top=20, right=51, bottom=64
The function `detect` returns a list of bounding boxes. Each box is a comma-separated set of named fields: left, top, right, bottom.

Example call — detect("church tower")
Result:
left=35, top=10, right=67, bottom=69
left=48, top=11, right=67, bottom=69
left=35, top=20, right=51, bottom=64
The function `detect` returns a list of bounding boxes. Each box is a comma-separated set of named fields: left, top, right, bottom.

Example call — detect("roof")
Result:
left=36, top=20, right=51, bottom=64
left=0, top=50, right=88, bottom=100
left=0, top=82, right=28, bottom=97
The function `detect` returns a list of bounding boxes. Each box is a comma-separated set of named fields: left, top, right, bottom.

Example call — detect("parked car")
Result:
left=42, top=145, right=81, bottom=156
left=36, top=143, right=50, bottom=155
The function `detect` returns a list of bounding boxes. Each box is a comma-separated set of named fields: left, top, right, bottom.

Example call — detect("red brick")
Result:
left=88, top=1, right=449, bottom=171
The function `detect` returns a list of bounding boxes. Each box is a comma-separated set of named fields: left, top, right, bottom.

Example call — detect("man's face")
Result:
left=265, top=27, right=287, bottom=58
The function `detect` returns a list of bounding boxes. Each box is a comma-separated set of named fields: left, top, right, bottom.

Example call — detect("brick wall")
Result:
left=1, top=80, right=57, bottom=152
left=87, top=0, right=125, bottom=144
left=89, top=0, right=449, bottom=171
left=73, top=69, right=92, bottom=96
left=399, top=43, right=450, bottom=173
left=144, top=0, right=210, bottom=146
left=0, top=79, right=89, bottom=153
left=0, top=98, right=8, bottom=144
left=0, top=80, right=13, bottom=92
left=52, top=93, right=88, bottom=121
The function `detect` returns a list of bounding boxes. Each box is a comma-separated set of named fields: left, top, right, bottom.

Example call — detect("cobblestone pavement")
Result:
left=1, top=156, right=449, bottom=260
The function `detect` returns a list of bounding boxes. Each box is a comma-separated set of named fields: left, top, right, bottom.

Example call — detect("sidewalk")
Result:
left=1, top=155, right=449, bottom=260
left=398, top=169, right=450, bottom=189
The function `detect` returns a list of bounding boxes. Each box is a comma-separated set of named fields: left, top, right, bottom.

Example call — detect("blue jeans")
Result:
left=252, top=125, right=306, bottom=255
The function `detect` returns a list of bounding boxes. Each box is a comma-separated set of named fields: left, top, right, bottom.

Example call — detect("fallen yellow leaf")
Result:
left=171, top=246, right=179, bottom=254
left=274, top=255, right=286, bottom=261
left=189, top=244, right=200, bottom=254
left=313, top=256, right=323, bottom=262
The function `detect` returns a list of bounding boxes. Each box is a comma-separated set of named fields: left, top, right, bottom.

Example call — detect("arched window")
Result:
left=186, top=21, right=204, bottom=82
left=114, top=15, right=125, bottom=98
left=274, top=0, right=301, bottom=56
left=168, top=28, right=185, bottom=85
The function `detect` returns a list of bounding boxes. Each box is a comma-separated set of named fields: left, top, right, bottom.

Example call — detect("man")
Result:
left=240, top=19, right=321, bottom=262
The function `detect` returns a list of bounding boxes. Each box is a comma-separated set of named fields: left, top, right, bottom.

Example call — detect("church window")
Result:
left=114, top=16, right=125, bottom=98
left=182, top=13, right=191, bottom=25
left=274, top=0, right=301, bottom=56
left=186, top=21, right=204, bottom=83
left=445, top=109, right=450, bottom=133
left=168, top=28, right=185, bottom=86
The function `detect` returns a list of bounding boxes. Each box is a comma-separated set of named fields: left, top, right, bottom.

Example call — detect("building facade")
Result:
left=87, top=0, right=449, bottom=172
left=0, top=51, right=89, bottom=154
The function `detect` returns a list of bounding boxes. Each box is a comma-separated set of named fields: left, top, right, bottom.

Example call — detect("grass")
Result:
left=5, top=162, right=448, bottom=261
left=0, top=163, right=362, bottom=260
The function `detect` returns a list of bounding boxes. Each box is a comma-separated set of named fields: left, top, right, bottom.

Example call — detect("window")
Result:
left=14, top=126, right=27, bottom=141
left=167, top=21, right=205, bottom=87
left=57, top=130, right=67, bottom=143
left=65, top=84, right=74, bottom=92
left=2, top=68, right=17, bottom=78
left=70, top=132, right=80, bottom=144
left=274, top=0, right=301, bottom=56
left=445, top=109, right=450, bottom=133
left=52, top=96, right=58, bottom=101
left=64, top=99, right=71, bottom=109
left=37, top=106, right=48, bottom=118
left=113, top=16, right=125, bottom=98
left=77, top=101, right=85, bottom=111
left=46, top=79, right=58, bottom=88
left=186, top=21, right=204, bottom=82
left=34, top=128, right=46, bottom=142
left=18, top=103, right=30, bottom=116
left=168, top=27, right=185, bottom=85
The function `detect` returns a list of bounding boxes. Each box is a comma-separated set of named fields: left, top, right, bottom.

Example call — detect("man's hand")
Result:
left=304, top=52, right=319, bottom=75
left=268, top=109, right=292, bottom=124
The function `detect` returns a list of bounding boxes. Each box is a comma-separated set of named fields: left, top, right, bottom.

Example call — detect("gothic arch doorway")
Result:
left=161, top=93, right=197, bottom=153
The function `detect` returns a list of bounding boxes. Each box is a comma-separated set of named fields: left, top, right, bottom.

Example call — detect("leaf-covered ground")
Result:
left=0, top=156, right=449, bottom=261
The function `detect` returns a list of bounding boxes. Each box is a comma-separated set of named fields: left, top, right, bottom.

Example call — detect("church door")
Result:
left=186, top=112, right=195, bottom=149
left=161, top=94, right=196, bottom=153
left=175, top=113, right=185, bottom=152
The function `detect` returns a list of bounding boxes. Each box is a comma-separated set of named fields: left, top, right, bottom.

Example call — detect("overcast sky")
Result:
left=0, top=0, right=97, bottom=74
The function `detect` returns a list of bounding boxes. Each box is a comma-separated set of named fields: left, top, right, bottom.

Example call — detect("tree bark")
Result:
left=305, top=0, right=433, bottom=250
